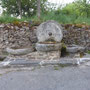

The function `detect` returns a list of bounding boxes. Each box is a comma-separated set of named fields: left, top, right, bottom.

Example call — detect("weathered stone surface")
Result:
left=0, top=23, right=90, bottom=54
left=6, top=47, right=34, bottom=55
left=66, top=45, right=85, bottom=53
left=5, top=51, right=61, bottom=61
left=0, top=55, right=7, bottom=61
left=0, top=24, right=5, bottom=28
left=36, top=20, right=63, bottom=43
left=36, top=43, right=62, bottom=52
left=62, top=25, right=90, bottom=50
left=0, top=23, right=35, bottom=54
left=29, top=28, right=37, bottom=43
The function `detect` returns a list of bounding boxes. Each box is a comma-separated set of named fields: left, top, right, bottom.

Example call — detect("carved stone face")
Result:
left=36, top=20, right=63, bottom=43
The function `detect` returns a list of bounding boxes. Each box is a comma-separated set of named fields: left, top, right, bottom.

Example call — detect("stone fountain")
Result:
left=35, top=20, right=63, bottom=60
left=4, top=20, right=63, bottom=61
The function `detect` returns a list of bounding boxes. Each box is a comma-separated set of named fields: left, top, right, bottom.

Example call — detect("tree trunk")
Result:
left=37, top=0, right=41, bottom=19
left=17, top=0, right=22, bottom=19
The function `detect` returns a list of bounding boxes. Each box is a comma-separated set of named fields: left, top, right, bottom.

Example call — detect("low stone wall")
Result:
left=0, top=23, right=37, bottom=54
left=62, top=25, right=90, bottom=50
left=0, top=23, right=90, bottom=54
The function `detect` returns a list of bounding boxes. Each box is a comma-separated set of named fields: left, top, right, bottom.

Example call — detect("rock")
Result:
left=0, top=55, right=7, bottom=61
left=0, top=24, right=5, bottom=28
left=36, top=43, right=62, bottom=52
left=29, top=29, right=37, bottom=43
left=15, top=26, right=19, bottom=30
left=22, top=26, right=29, bottom=30
left=36, top=20, right=63, bottom=43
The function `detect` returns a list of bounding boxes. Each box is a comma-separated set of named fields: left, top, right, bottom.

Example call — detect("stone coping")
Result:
left=0, top=57, right=90, bottom=68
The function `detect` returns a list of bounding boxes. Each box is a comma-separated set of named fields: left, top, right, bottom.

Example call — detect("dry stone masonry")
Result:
left=0, top=22, right=90, bottom=61
left=0, top=23, right=31, bottom=50
left=2, top=21, right=63, bottom=61
left=63, top=25, right=90, bottom=50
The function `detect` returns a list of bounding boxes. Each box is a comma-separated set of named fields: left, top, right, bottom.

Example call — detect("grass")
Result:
left=40, top=12, right=90, bottom=25
left=54, top=64, right=71, bottom=70
left=0, top=15, right=20, bottom=23
left=41, top=12, right=76, bottom=24
left=0, top=15, right=32, bottom=23
left=0, top=74, right=2, bottom=76
left=75, top=17, right=90, bottom=25
left=87, top=51, right=90, bottom=54
left=54, top=66, right=59, bottom=70
left=0, top=13, right=90, bottom=25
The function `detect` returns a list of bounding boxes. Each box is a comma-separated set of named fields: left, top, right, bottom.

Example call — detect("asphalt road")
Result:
left=0, top=65, right=90, bottom=90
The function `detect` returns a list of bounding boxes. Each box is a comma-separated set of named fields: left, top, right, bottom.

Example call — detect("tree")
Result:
left=56, top=0, right=90, bottom=18
left=1, top=0, right=47, bottom=17
left=17, top=0, right=22, bottom=18
left=37, top=0, right=41, bottom=19
left=74, top=0, right=90, bottom=17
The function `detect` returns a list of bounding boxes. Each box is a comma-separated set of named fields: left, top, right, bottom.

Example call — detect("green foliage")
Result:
left=38, top=11, right=90, bottom=25
left=87, top=51, right=90, bottom=54
left=75, top=16, right=90, bottom=25
left=41, top=12, right=73, bottom=24
left=74, top=0, right=90, bottom=17
left=54, top=66, right=59, bottom=70
left=0, top=13, right=90, bottom=25
left=1, top=0, right=47, bottom=17
left=61, top=44, right=67, bottom=57
left=61, top=3, right=78, bottom=15
left=0, top=15, right=31, bottom=23
left=0, top=0, right=90, bottom=24
left=0, top=15, right=20, bottom=23
left=56, top=0, right=90, bottom=17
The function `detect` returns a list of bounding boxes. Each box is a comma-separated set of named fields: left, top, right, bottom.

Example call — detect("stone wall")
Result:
left=7, top=51, right=61, bottom=61
left=0, top=23, right=90, bottom=53
left=62, top=25, right=90, bottom=50
left=0, top=23, right=37, bottom=54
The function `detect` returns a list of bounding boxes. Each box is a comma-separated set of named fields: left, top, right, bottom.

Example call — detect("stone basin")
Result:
left=66, top=45, right=85, bottom=53
left=6, top=47, right=34, bottom=55
left=36, top=43, right=62, bottom=52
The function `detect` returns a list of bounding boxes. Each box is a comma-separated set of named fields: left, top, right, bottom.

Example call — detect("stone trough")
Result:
left=6, top=47, right=34, bottom=55
left=66, top=44, right=85, bottom=53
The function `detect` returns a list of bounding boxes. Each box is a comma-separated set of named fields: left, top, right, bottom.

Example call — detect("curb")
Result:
left=39, top=58, right=90, bottom=65
left=0, top=58, right=90, bottom=68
